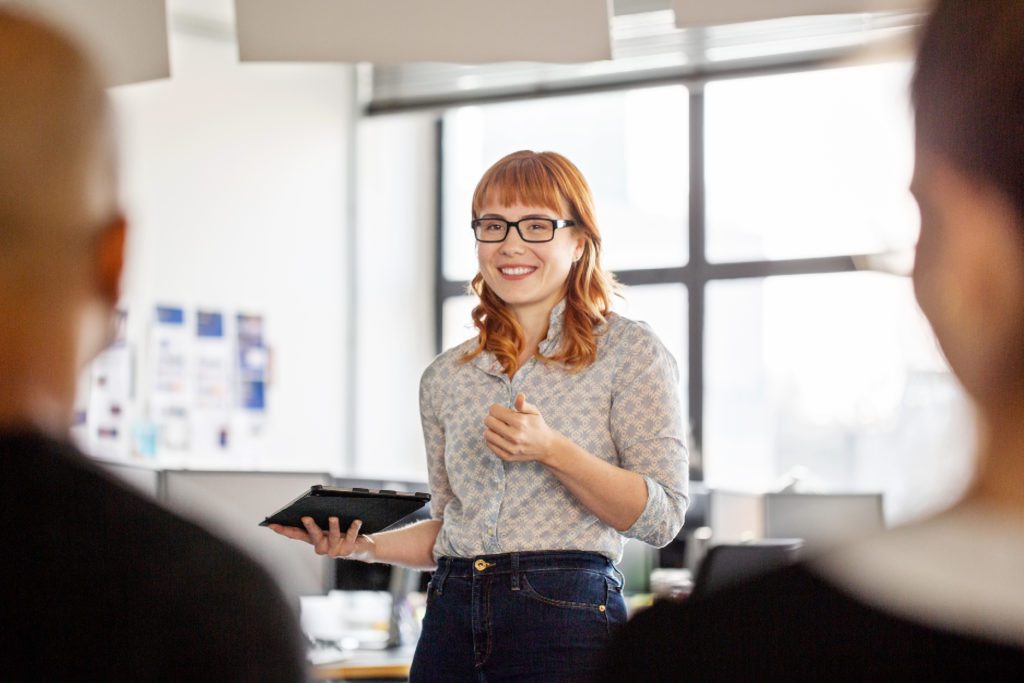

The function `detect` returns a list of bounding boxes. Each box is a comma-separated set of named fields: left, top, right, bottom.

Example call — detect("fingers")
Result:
left=515, top=393, right=540, bottom=414
left=328, top=515, right=343, bottom=546
left=285, top=518, right=365, bottom=557
left=490, top=396, right=540, bottom=424
left=302, top=516, right=329, bottom=554
left=484, top=426, right=519, bottom=459
left=320, top=517, right=363, bottom=557
left=345, top=519, right=363, bottom=548
left=268, top=524, right=315, bottom=545
left=484, top=414, right=519, bottom=441
left=488, top=403, right=517, bottom=421
left=484, top=436, right=516, bottom=461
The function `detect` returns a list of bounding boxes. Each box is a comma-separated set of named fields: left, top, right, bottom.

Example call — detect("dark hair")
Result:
left=912, top=0, right=1024, bottom=218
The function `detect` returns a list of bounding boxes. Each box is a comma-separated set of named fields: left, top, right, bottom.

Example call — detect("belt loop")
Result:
left=511, top=553, right=520, bottom=591
left=434, top=557, right=451, bottom=595
left=611, top=562, right=625, bottom=591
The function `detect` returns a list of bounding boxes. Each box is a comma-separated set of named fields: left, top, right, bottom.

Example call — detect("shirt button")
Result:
left=487, top=527, right=495, bottom=536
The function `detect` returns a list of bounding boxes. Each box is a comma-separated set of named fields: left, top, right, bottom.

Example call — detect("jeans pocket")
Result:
left=519, top=569, right=609, bottom=611
left=424, top=575, right=440, bottom=607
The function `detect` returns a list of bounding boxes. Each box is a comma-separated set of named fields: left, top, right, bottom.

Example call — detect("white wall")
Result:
left=353, top=113, right=438, bottom=482
left=108, top=25, right=353, bottom=472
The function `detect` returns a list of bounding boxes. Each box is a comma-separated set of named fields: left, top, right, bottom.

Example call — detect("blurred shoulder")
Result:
left=0, top=431, right=305, bottom=679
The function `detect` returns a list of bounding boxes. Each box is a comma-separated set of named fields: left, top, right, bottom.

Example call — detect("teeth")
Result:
left=501, top=267, right=535, bottom=276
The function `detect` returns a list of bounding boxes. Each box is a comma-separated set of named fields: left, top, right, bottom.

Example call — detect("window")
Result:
left=704, top=273, right=972, bottom=522
left=705, top=63, right=917, bottom=262
left=435, top=62, right=972, bottom=523
left=442, top=86, right=689, bottom=281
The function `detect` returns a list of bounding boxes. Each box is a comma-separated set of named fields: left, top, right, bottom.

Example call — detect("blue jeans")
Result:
left=410, top=551, right=628, bottom=682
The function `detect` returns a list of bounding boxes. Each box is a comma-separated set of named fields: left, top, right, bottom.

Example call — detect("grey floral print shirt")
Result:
left=419, top=299, right=689, bottom=563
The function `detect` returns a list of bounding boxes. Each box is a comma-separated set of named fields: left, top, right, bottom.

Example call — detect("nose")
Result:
left=499, top=227, right=527, bottom=254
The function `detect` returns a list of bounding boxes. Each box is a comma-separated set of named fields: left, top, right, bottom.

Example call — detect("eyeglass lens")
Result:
left=473, top=219, right=556, bottom=242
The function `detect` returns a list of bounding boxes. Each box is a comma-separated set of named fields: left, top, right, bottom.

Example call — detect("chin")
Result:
left=485, top=281, right=529, bottom=303
left=494, top=293, right=532, bottom=307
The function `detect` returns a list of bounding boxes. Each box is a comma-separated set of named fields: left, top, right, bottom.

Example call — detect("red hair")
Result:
left=461, top=150, right=618, bottom=376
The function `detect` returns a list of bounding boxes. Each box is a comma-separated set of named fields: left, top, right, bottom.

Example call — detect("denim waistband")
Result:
left=435, top=550, right=616, bottom=578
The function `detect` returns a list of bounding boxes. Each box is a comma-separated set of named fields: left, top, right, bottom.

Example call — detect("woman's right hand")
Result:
left=268, top=517, right=376, bottom=561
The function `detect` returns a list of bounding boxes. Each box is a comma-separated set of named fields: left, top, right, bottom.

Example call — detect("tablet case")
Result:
left=260, top=485, right=431, bottom=535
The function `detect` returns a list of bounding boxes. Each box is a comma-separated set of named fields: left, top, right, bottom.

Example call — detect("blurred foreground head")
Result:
left=911, top=0, right=1024, bottom=410
left=0, top=8, right=126, bottom=434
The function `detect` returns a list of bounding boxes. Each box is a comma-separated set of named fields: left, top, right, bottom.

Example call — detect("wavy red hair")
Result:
left=460, top=150, right=617, bottom=376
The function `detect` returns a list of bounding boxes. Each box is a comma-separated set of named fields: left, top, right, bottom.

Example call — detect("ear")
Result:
left=94, top=214, right=127, bottom=306
left=574, top=236, right=586, bottom=262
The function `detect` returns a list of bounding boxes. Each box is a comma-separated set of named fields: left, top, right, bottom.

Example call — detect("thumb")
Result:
left=515, top=393, right=540, bottom=414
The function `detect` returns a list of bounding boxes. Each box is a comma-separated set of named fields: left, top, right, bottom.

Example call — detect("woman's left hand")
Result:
left=484, top=393, right=560, bottom=464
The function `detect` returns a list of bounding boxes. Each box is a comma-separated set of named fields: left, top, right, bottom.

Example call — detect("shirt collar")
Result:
left=539, top=298, right=567, bottom=354
left=472, top=298, right=568, bottom=376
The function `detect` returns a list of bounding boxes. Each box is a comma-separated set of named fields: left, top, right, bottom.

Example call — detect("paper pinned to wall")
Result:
left=86, top=309, right=134, bottom=458
left=71, top=309, right=133, bottom=459
left=193, top=310, right=232, bottom=452
left=672, top=0, right=926, bottom=27
left=235, top=0, right=613, bottom=64
left=149, top=305, right=191, bottom=452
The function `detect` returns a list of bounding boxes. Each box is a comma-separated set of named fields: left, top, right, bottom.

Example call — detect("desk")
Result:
left=312, top=645, right=416, bottom=681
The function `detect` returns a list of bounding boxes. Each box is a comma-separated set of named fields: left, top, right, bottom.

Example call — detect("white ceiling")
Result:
left=5, top=0, right=927, bottom=87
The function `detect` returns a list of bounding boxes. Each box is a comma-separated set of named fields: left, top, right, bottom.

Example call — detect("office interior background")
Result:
left=34, top=0, right=974, bottom=602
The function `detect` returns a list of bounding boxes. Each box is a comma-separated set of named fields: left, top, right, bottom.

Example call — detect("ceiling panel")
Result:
left=673, top=0, right=926, bottom=27
left=235, top=0, right=613, bottom=64
left=10, top=0, right=170, bottom=86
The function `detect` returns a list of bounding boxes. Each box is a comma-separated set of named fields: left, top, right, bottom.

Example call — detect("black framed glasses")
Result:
left=472, top=218, right=577, bottom=243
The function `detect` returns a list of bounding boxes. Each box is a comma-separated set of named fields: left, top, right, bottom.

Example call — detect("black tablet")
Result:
left=259, top=485, right=431, bottom=535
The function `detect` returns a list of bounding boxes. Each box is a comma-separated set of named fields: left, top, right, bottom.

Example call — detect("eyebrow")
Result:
left=479, top=213, right=556, bottom=219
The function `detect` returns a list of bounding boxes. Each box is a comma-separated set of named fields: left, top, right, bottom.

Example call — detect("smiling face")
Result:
left=476, top=197, right=585, bottom=322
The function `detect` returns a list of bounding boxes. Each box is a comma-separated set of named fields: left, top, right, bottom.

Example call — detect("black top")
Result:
left=0, top=431, right=306, bottom=681
left=599, top=563, right=1024, bottom=681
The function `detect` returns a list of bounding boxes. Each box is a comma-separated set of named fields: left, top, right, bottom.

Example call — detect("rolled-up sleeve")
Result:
left=610, top=322, right=689, bottom=547
left=419, top=367, right=452, bottom=521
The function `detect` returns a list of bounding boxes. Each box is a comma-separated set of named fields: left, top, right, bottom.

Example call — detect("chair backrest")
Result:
left=690, top=539, right=802, bottom=600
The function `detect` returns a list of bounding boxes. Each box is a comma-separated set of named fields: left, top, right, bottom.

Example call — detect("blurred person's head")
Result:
left=463, top=150, right=616, bottom=376
left=911, top=0, right=1024, bottom=413
left=0, top=8, right=126, bottom=434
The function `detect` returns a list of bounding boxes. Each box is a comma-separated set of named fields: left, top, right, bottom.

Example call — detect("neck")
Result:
left=0, top=376, right=74, bottom=440
left=962, top=405, right=1024, bottom=515
left=511, top=301, right=554, bottom=365
left=0, top=326, right=79, bottom=441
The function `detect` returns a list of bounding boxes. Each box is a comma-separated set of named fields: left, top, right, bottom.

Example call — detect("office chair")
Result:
left=690, top=539, right=803, bottom=600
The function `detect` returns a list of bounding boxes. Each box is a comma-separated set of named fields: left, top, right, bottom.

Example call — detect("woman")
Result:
left=599, top=1, right=1024, bottom=679
left=272, top=150, right=689, bottom=681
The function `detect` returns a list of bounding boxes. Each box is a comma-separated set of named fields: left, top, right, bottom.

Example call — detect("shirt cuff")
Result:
left=623, top=476, right=686, bottom=547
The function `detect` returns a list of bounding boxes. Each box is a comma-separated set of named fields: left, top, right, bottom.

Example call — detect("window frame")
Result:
left=427, top=58, right=907, bottom=481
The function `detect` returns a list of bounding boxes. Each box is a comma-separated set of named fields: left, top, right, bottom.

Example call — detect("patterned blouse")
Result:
left=419, top=299, right=689, bottom=562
